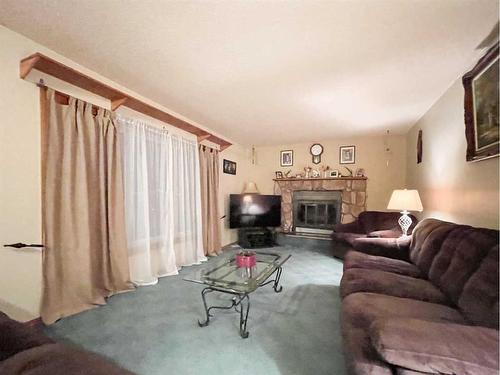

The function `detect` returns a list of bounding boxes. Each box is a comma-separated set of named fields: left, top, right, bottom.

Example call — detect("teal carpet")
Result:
left=44, top=245, right=347, bottom=375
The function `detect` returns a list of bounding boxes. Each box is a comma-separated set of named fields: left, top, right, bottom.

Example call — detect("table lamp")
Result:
left=242, top=181, right=259, bottom=194
left=387, top=189, right=423, bottom=236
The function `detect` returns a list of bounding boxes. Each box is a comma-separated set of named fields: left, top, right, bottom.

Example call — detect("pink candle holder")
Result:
left=236, top=251, right=256, bottom=268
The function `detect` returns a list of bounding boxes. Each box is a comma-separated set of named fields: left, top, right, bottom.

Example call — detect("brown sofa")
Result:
left=331, top=211, right=417, bottom=259
left=0, top=312, right=133, bottom=374
left=340, top=218, right=499, bottom=375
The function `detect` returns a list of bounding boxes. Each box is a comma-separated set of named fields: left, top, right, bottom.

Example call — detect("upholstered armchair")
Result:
left=331, top=211, right=417, bottom=259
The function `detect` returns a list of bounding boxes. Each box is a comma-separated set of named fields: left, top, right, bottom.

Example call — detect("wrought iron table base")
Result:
left=197, top=266, right=284, bottom=338
left=258, top=266, right=283, bottom=292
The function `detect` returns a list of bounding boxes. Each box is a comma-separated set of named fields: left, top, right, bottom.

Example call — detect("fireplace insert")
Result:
left=293, top=191, right=342, bottom=234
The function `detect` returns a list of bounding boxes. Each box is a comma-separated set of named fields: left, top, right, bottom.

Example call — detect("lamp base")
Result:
left=398, top=210, right=412, bottom=236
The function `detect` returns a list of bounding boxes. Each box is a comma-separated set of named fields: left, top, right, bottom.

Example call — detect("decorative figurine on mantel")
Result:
left=343, top=166, right=353, bottom=177
left=320, top=165, right=331, bottom=177
left=304, top=166, right=312, bottom=178
left=284, top=170, right=292, bottom=178
left=356, top=168, right=366, bottom=177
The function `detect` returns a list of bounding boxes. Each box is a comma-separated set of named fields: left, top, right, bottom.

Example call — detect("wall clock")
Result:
left=310, top=143, right=323, bottom=164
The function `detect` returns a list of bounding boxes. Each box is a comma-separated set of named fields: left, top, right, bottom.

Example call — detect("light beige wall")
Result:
left=406, top=78, right=499, bottom=229
left=0, top=26, right=143, bottom=321
left=218, top=144, right=259, bottom=246
left=1, top=26, right=44, bottom=321
left=252, top=135, right=407, bottom=212
left=0, top=25, right=238, bottom=320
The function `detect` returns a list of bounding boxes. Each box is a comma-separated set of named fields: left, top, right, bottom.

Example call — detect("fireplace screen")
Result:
left=292, top=191, right=342, bottom=233
left=296, top=201, right=338, bottom=229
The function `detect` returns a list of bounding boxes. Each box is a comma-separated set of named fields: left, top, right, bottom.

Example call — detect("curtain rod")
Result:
left=199, top=143, right=220, bottom=152
left=114, top=113, right=170, bottom=134
left=36, top=78, right=106, bottom=116
left=36, top=79, right=208, bottom=139
left=38, top=79, right=186, bottom=137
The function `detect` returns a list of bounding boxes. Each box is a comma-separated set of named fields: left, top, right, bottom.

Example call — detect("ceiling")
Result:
left=0, top=0, right=498, bottom=146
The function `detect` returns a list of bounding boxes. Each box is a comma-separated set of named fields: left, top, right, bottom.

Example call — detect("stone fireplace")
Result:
left=274, top=177, right=367, bottom=233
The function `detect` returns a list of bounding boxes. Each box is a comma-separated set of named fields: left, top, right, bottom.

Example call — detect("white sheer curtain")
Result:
left=171, top=136, right=206, bottom=266
left=117, top=115, right=206, bottom=286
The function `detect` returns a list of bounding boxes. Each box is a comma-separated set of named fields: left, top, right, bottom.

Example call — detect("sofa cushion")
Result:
left=409, top=221, right=457, bottom=276
left=0, top=312, right=54, bottom=361
left=458, top=245, right=499, bottom=329
left=428, top=226, right=498, bottom=304
left=341, top=292, right=465, bottom=375
left=408, top=219, right=454, bottom=269
left=340, top=269, right=449, bottom=304
left=342, top=292, right=466, bottom=331
left=0, top=312, right=11, bottom=324
left=0, top=343, right=133, bottom=374
left=343, top=251, right=421, bottom=278
left=370, top=318, right=499, bottom=375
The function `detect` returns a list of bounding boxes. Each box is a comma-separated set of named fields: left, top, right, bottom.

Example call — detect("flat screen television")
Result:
left=229, top=194, right=281, bottom=228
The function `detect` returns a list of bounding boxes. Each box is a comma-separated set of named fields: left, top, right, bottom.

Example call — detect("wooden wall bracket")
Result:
left=111, top=97, right=128, bottom=111
left=20, top=53, right=232, bottom=150
left=197, top=134, right=211, bottom=142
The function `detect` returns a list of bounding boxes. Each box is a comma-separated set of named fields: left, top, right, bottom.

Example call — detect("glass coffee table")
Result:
left=184, top=251, right=291, bottom=338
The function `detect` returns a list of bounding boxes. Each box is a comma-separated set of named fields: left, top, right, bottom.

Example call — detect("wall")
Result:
left=0, top=25, right=410, bottom=319
left=1, top=26, right=45, bottom=321
left=252, top=135, right=407, bottom=212
left=406, top=78, right=499, bottom=229
left=218, top=145, right=260, bottom=246
left=0, top=25, right=237, bottom=320
left=3, top=21, right=497, bottom=322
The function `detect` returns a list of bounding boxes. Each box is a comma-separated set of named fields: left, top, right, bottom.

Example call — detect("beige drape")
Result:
left=41, top=89, right=133, bottom=324
left=198, top=145, right=221, bottom=256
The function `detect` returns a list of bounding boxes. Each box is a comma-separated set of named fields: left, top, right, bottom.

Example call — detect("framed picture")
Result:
left=339, top=145, right=355, bottom=164
left=280, top=150, right=293, bottom=167
left=223, top=159, right=236, bottom=175
left=329, top=170, right=339, bottom=178
left=417, top=129, right=423, bottom=164
left=463, top=43, right=499, bottom=162
left=275, top=171, right=283, bottom=179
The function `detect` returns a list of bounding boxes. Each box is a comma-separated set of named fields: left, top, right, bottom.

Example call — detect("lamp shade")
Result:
left=242, top=181, right=260, bottom=194
left=387, top=189, right=423, bottom=212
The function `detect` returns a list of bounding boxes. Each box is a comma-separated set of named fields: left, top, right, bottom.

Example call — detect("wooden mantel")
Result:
left=273, top=177, right=367, bottom=182
left=20, top=53, right=232, bottom=150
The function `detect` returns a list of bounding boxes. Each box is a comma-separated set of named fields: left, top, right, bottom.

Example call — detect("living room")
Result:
left=0, top=1, right=499, bottom=374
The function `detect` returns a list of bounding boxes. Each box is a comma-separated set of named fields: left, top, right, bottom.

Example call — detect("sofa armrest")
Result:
left=333, top=221, right=363, bottom=234
left=0, top=343, right=134, bottom=374
left=369, top=318, right=499, bottom=375
left=0, top=312, right=53, bottom=361
left=367, top=228, right=402, bottom=238
left=351, top=236, right=411, bottom=261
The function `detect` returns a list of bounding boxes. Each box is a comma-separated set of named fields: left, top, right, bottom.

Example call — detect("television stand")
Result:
left=238, top=227, right=275, bottom=249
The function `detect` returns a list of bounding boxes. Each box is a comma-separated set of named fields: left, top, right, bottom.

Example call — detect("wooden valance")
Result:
left=20, top=53, right=231, bottom=150
left=273, top=177, right=367, bottom=182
